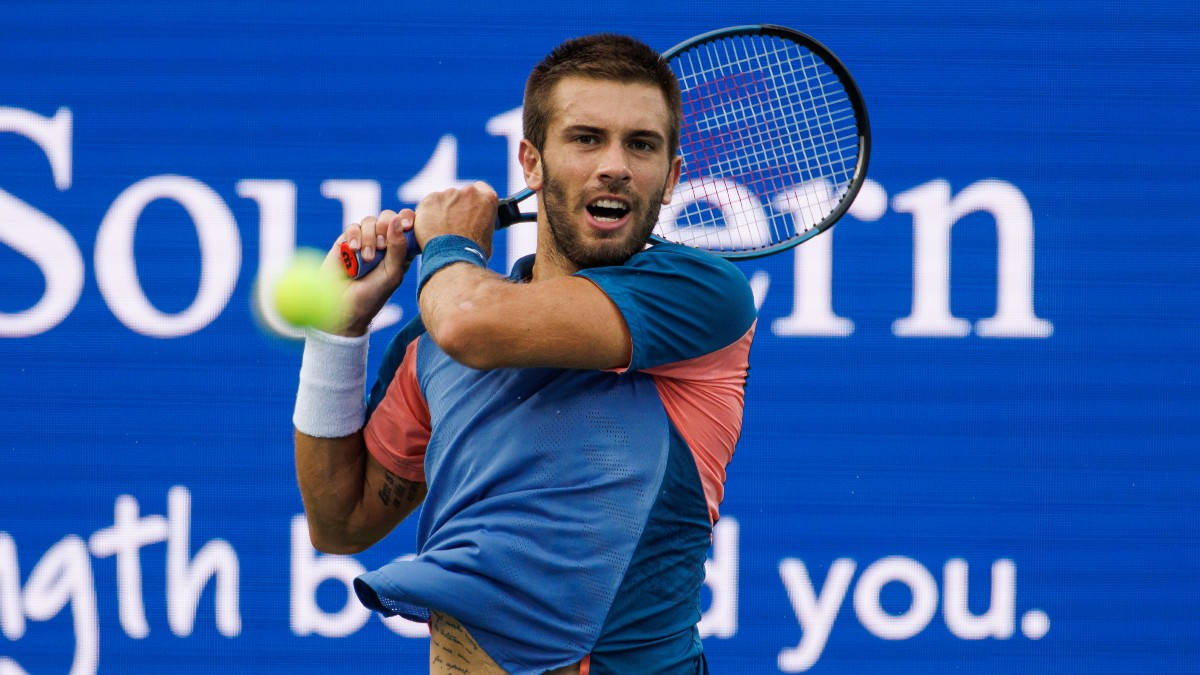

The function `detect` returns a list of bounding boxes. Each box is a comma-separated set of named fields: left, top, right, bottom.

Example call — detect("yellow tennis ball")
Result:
left=273, top=248, right=346, bottom=331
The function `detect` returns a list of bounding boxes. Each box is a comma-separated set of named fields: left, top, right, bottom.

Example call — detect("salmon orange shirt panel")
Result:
left=363, top=337, right=431, bottom=483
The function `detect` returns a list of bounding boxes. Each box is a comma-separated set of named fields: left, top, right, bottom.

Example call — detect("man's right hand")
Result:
left=413, top=182, right=499, bottom=259
left=322, top=208, right=416, bottom=337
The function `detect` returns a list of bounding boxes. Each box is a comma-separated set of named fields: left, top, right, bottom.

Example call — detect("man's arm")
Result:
left=296, top=431, right=426, bottom=554
left=419, top=263, right=630, bottom=371
left=294, top=208, right=424, bottom=553
left=411, top=183, right=631, bottom=371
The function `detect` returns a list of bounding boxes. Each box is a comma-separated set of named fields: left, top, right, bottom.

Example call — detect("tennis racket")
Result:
left=342, top=24, right=869, bottom=278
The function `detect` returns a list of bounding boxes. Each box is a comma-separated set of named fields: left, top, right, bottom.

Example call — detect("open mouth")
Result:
left=585, top=197, right=631, bottom=224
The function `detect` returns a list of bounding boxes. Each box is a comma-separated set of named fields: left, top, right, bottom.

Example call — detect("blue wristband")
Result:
left=417, top=235, right=488, bottom=296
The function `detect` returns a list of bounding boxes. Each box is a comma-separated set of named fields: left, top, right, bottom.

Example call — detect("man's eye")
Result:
left=575, top=135, right=599, bottom=144
left=629, top=140, right=655, bottom=152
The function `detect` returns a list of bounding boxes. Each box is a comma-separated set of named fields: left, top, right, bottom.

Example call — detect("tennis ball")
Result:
left=273, top=248, right=346, bottom=331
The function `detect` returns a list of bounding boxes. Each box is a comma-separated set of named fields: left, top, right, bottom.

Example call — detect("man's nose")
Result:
left=596, top=143, right=632, bottom=184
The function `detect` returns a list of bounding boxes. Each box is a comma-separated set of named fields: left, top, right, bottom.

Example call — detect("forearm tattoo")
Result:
left=377, top=469, right=423, bottom=511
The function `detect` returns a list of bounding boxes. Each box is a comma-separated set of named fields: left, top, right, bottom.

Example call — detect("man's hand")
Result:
left=413, top=182, right=499, bottom=258
left=324, top=208, right=415, bottom=337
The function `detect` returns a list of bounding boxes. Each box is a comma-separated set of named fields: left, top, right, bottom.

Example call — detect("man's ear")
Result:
left=661, top=155, right=683, bottom=204
left=519, top=139, right=543, bottom=191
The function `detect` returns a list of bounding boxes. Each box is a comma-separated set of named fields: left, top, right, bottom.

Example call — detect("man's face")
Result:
left=523, top=76, right=681, bottom=270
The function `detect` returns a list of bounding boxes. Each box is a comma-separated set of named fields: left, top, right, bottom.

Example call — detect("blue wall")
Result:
left=2, top=2, right=1197, bottom=672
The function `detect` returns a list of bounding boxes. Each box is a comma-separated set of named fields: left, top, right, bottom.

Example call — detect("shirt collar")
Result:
left=508, top=254, right=536, bottom=283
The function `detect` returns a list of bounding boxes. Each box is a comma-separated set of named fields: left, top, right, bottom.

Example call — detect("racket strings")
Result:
left=661, top=33, right=861, bottom=254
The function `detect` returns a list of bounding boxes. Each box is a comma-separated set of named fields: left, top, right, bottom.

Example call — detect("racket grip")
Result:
left=340, top=229, right=420, bottom=279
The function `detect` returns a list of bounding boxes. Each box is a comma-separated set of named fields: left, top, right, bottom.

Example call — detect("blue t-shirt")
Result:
left=356, top=243, right=756, bottom=674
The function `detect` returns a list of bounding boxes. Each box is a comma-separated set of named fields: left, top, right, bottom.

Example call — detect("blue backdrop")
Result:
left=2, top=1, right=1198, bottom=673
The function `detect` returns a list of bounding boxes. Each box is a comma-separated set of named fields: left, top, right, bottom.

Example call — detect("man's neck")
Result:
left=529, top=218, right=579, bottom=282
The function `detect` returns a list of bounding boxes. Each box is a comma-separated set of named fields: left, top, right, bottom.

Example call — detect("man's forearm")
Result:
left=419, top=263, right=516, bottom=369
left=294, top=430, right=371, bottom=553
left=291, top=325, right=378, bottom=553
left=418, top=261, right=631, bottom=371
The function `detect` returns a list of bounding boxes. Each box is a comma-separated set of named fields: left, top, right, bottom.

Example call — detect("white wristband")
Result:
left=293, top=327, right=369, bottom=438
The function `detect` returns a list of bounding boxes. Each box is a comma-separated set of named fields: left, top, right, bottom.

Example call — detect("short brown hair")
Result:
left=523, top=34, right=682, bottom=157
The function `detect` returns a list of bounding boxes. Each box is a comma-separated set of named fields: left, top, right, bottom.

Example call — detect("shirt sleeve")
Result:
left=575, top=243, right=757, bottom=371
left=363, top=337, right=430, bottom=483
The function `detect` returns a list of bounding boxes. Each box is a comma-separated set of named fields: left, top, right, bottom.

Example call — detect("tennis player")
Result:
left=292, top=34, right=756, bottom=674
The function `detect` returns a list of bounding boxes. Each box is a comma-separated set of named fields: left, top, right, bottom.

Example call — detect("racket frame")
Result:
left=657, top=24, right=871, bottom=259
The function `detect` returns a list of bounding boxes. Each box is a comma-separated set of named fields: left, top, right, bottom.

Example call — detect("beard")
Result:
left=540, top=162, right=669, bottom=270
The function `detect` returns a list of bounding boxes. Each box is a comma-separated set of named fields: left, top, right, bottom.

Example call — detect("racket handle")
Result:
left=340, top=229, right=420, bottom=279
left=340, top=192, right=531, bottom=279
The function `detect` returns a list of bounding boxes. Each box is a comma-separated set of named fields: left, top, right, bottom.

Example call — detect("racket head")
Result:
left=652, top=24, right=871, bottom=259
